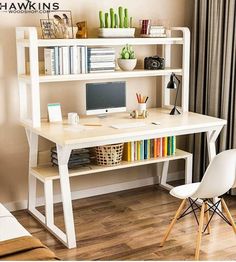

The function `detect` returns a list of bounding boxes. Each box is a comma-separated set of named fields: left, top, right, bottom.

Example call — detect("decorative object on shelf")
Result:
left=47, top=10, right=74, bottom=39
left=98, top=6, right=135, bottom=38
left=76, top=21, right=87, bottom=38
left=144, top=56, right=165, bottom=70
left=166, top=73, right=181, bottom=115
left=118, top=44, right=137, bottom=71
left=95, top=143, right=124, bottom=166
left=140, top=19, right=151, bottom=35
left=68, top=112, right=80, bottom=125
left=47, top=103, right=62, bottom=122
left=40, top=19, right=56, bottom=39
left=130, top=93, right=148, bottom=119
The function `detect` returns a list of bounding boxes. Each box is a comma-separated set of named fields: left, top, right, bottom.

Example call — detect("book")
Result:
left=44, top=48, right=55, bottom=75
left=140, top=140, right=144, bottom=160
left=131, top=141, right=135, bottom=161
left=144, top=140, right=148, bottom=159
left=62, top=46, right=70, bottom=75
left=162, top=137, right=167, bottom=157
left=58, top=47, right=63, bottom=75
left=88, top=68, right=115, bottom=73
left=167, top=137, right=171, bottom=156
left=156, top=138, right=160, bottom=157
left=88, top=62, right=115, bottom=68
left=88, top=54, right=116, bottom=62
left=54, top=47, right=59, bottom=75
left=171, top=136, right=176, bottom=155
left=70, top=46, right=78, bottom=74
left=137, top=141, right=141, bottom=160
left=123, top=143, right=129, bottom=161
left=147, top=139, right=151, bottom=159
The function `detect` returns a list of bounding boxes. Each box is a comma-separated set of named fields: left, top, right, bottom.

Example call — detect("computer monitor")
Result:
left=86, top=81, right=126, bottom=116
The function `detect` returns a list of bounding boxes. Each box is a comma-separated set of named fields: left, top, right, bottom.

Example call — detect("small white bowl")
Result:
left=118, top=58, right=137, bottom=71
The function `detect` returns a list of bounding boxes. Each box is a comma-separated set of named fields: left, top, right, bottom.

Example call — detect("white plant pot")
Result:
left=98, top=28, right=135, bottom=38
left=118, top=58, right=137, bottom=71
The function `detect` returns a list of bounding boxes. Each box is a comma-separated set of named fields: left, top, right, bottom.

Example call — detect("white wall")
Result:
left=0, top=0, right=194, bottom=208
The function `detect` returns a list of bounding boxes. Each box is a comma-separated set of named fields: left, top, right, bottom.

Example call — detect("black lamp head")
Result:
left=167, top=73, right=177, bottom=89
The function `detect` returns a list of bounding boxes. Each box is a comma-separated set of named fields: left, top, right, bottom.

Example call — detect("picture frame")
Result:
left=47, top=10, right=74, bottom=39
left=40, top=19, right=56, bottom=39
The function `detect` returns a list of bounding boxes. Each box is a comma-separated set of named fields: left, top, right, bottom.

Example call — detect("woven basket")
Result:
left=95, top=143, right=124, bottom=166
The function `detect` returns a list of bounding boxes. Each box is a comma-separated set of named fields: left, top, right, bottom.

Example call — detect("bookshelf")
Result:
left=16, top=26, right=226, bottom=249
left=16, top=26, right=190, bottom=128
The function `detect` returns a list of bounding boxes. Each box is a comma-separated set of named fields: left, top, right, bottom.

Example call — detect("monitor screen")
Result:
left=86, top=81, right=126, bottom=115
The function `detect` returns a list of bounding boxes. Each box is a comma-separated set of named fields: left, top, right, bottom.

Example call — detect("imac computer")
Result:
left=86, top=81, right=126, bottom=116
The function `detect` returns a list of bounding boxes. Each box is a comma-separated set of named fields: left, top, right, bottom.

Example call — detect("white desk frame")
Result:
left=23, top=109, right=226, bottom=248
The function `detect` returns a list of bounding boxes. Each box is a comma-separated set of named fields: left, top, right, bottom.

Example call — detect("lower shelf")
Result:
left=31, top=149, right=191, bottom=182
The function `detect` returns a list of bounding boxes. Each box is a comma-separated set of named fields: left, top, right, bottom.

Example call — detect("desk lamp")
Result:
left=167, top=73, right=181, bottom=115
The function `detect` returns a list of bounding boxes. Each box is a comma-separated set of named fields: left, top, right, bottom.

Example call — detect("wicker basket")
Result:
left=95, top=143, right=124, bottom=166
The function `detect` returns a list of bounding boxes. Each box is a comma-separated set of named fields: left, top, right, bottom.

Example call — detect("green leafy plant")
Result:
left=99, top=7, right=132, bottom=29
left=120, top=44, right=136, bottom=59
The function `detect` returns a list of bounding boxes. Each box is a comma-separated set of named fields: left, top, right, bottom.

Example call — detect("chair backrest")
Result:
left=191, top=149, right=236, bottom=199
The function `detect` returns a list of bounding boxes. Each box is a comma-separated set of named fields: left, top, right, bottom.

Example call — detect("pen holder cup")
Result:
left=138, top=103, right=147, bottom=114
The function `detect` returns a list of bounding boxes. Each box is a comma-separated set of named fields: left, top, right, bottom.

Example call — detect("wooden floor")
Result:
left=13, top=186, right=236, bottom=260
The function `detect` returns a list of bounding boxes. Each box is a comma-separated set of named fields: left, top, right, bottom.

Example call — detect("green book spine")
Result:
left=171, top=136, right=176, bottom=155
left=167, top=137, right=171, bottom=156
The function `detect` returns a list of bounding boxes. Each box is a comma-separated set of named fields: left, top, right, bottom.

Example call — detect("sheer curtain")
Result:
left=189, top=0, right=236, bottom=181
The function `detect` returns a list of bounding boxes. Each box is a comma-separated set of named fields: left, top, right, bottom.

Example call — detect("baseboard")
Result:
left=4, top=171, right=184, bottom=212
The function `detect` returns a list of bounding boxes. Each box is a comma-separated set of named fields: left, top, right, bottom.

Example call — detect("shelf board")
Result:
left=19, top=68, right=183, bottom=83
left=31, top=149, right=191, bottom=182
left=17, top=37, right=184, bottom=47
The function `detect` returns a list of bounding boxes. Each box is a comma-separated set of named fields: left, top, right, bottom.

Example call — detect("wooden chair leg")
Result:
left=195, top=202, right=205, bottom=260
left=221, top=198, right=236, bottom=234
left=205, top=203, right=211, bottom=234
left=160, top=199, right=186, bottom=247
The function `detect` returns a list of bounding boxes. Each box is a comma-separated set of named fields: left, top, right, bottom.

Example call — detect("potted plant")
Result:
left=118, top=44, right=137, bottom=71
left=98, top=7, right=135, bottom=38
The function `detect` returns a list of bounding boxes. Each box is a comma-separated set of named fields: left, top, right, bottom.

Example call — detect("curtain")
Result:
left=189, top=0, right=236, bottom=182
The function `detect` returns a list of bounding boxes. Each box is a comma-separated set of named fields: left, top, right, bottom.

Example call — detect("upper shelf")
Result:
left=17, top=37, right=184, bottom=47
left=18, top=68, right=183, bottom=83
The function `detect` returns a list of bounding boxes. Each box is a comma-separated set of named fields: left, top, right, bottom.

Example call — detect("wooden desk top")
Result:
left=23, top=108, right=227, bottom=148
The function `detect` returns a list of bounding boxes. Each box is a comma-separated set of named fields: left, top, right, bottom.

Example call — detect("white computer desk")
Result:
left=23, top=108, right=227, bottom=248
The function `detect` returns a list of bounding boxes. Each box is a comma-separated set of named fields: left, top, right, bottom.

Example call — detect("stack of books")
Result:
left=141, top=25, right=166, bottom=38
left=123, top=136, right=176, bottom=162
left=51, top=147, right=91, bottom=169
left=148, top=25, right=166, bottom=37
left=87, top=47, right=116, bottom=73
left=44, top=46, right=87, bottom=75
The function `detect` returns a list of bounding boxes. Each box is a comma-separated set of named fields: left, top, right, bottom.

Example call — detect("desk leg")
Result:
left=206, top=127, right=223, bottom=206
left=160, top=161, right=172, bottom=190
left=26, top=130, right=38, bottom=213
left=57, top=145, right=76, bottom=249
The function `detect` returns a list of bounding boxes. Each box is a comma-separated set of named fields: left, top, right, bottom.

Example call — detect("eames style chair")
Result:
left=160, top=149, right=236, bottom=260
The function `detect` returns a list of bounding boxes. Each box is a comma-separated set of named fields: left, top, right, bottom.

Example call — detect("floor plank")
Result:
left=13, top=185, right=236, bottom=260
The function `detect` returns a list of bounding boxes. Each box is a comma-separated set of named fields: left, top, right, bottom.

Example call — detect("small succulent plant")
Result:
left=120, top=44, right=136, bottom=59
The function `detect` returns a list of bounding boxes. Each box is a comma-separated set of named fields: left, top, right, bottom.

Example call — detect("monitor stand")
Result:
left=97, top=114, right=107, bottom=119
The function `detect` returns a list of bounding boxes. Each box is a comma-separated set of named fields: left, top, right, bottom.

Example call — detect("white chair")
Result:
left=160, top=149, right=236, bottom=260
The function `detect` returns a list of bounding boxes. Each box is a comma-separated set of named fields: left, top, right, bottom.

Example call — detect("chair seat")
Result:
left=170, top=182, right=201, bottom=199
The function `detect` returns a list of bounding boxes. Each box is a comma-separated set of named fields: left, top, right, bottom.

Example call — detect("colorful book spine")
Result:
left=144, top=140, right=148, bottom=159
left=162, top=137, right=167, bottom=157
left=137, top=141, right=141, bottom=160
left=140, top=140, right=144, bottom=160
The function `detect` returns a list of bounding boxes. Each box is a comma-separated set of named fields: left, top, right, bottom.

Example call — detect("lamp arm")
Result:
left=173, top=77, right=180, bottom=108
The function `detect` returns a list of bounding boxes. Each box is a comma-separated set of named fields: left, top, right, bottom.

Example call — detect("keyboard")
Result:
left=111, top=122, right=147, bottom=129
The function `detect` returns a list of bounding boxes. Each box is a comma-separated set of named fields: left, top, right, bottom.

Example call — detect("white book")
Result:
left=149, top=28, right=165, bottom=34
left=88, top=62, right=115, bottom=68
left=44, top=48, right=55, bottom=75
left=85, top=46, right=88, bottom=73
left=58, top=47, right=63, bottom=75
left=70, top=46, right=78, bottom=74
left=77, top=46, right=81, bottom=74
left=62, top=46, right=70, bottom=75
left=89, top=69, right=115, bottom=73
left=88, top=55, right=115, bottom=62
left=80, top=46, right=86, bottom=74
left=131, top=141, right=134, bottom=161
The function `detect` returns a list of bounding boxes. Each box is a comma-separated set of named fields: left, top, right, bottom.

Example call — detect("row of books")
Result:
left=44, top=46, right=87, bottom=75
left=44, top=46, right=116, bottom=75
left=87, top=47, right=115, bottom=73
left=123, top=136, right=176, bottom=162
left=51, top=147, right=91, bottom=169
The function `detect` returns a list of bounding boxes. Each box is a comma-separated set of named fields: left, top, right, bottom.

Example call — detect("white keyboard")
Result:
left=111, top=122, right=147, bottom=129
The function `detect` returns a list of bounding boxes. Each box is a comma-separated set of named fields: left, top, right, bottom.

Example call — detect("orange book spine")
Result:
left=162, top=137, right=167, bottom=157
left=154, top=138, right=157, bottom=158
left=156, top=138, right=160, bottom=157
